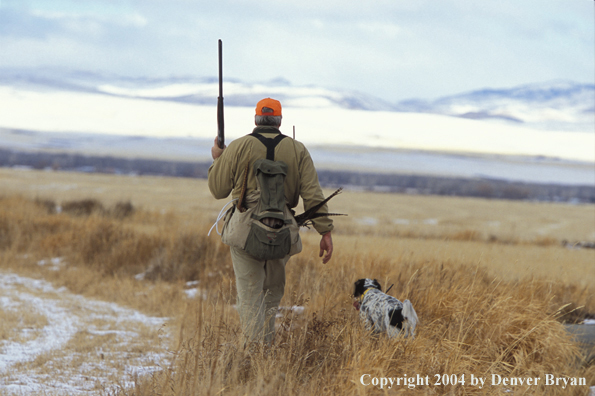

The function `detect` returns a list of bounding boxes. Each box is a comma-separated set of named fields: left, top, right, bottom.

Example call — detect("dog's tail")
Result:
left=402, top=299, right=418, bottom=338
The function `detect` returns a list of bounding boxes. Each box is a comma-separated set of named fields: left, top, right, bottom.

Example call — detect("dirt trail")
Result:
left=0, top=272, right=171, bottom=395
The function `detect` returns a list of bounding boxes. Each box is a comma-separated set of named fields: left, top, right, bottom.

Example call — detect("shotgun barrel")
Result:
left=217, top=39, right=225, bottom=149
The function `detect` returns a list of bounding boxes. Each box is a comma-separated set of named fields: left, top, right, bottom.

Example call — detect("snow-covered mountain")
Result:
left=0, top=68, right=397, bottom=111
left=396, top=81, right=594, bottom=132
left=1, top=68, right=593, bottom=132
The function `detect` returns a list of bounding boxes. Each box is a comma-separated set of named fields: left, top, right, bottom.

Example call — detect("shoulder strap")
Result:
left=250, top=132, right=287, bottom=160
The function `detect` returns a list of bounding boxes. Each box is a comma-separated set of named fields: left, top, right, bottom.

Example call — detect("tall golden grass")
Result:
left=131, top=259, right=592, bottom=396
left=0, top=169, right=594, bottom=395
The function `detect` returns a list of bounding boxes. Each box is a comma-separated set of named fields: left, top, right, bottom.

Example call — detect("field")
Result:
left=0, top=167, right=594, bottom=395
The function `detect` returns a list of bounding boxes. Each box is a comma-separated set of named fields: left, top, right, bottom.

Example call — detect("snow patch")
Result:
left=357, top=217, right=378, bottom=226
left=37, top=257, right=64, bottom=271
left=0, top=272, right=171, bottom=395
left=276, top=306, right=306, bottom=318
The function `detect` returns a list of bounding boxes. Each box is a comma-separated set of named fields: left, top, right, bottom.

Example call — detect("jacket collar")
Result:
left=252, top=126, right=281, bottom=135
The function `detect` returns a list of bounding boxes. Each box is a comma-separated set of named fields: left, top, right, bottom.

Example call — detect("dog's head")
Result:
left=353, top=278, right=381, bottom=299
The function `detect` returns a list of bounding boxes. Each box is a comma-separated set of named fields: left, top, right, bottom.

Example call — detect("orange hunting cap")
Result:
left=255, top=98, right=282, bottom=116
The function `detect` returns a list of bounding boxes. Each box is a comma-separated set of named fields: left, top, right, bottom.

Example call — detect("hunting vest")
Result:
left=221, top=131, right=302, bottom=260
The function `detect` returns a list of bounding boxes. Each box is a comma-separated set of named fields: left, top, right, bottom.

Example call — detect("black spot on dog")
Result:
left=353, top=279, right=366, bottom=298
left=388, top=308, right=404, bottom=329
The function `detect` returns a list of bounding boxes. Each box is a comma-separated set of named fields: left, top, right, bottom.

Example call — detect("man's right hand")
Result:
left=211, top=137, right=226, bottom=160
left=319, top=231, right=333, bottom=264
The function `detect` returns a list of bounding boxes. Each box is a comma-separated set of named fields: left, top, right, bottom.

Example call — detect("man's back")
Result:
left=208, top=125, right=332, bottom=235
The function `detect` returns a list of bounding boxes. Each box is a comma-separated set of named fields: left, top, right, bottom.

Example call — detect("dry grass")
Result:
left=0, top=303, right=48, bottom=343
left=2, top=168, right=594, bottom=244
left=122, top=251, right=593, bottom=395
left=0, top=168, right=594, bottom=395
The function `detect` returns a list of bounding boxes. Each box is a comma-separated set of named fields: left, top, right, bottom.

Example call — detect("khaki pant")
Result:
left=230, top=246, right=290, bottom=344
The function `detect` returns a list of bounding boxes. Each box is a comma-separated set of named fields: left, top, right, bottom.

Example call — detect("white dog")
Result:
left=353, top=278, right=418, bottom=338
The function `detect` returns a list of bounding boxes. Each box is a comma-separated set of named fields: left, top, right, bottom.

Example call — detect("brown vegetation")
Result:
left=0, top=169, right=594, bottom=395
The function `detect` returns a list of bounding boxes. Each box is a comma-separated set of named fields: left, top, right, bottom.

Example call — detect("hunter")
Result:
left=208, top=97, right=334, bottom=344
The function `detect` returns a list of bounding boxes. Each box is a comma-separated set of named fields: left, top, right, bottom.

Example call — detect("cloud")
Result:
left=0, top=0, right=592, bottom=101
left=31, top=9, right=148, bottom=28
left=356, top=22, right=401, bottom=39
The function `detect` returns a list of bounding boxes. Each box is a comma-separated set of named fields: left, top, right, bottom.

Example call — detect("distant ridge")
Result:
left=0, top=67, right=397, bottom=111
left=1, top=68, right=592, bottom=132
left=395, top=80, right=594, bottom=132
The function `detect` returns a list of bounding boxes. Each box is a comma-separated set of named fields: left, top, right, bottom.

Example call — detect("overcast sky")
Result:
left=1, top=0, right=593, bottom=101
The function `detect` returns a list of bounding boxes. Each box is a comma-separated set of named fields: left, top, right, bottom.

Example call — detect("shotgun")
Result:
left=217, top=39, right=225, bottom=149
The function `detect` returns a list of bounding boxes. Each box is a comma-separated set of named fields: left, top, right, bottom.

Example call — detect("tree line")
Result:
left=0, top=148, right=593, bottom=203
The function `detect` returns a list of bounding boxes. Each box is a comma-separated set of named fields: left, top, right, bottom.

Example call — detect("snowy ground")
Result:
left=1, top=128, right=594, bottom=186
left=0, top=271, right=171, bottom=395
left=1, top=86, right=594, bottom=186
left=0, top=86, right=593, bottom=163
left=0, top=270, right=592, bottom=394
left=0, top=270, right=305, bottom=395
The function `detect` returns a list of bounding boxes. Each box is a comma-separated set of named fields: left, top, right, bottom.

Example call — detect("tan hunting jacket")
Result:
left=208, top=126, right=333, bottom=235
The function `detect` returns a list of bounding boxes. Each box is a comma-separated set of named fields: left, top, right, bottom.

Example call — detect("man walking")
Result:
left=208, top=98, right=334, bottom=344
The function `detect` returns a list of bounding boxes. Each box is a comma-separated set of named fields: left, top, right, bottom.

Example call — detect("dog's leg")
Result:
left=402, top=300, right=418, bottom=339
left=360, top=311, right=374, bottom=332
left=403, top=320, right=412, bottom=339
